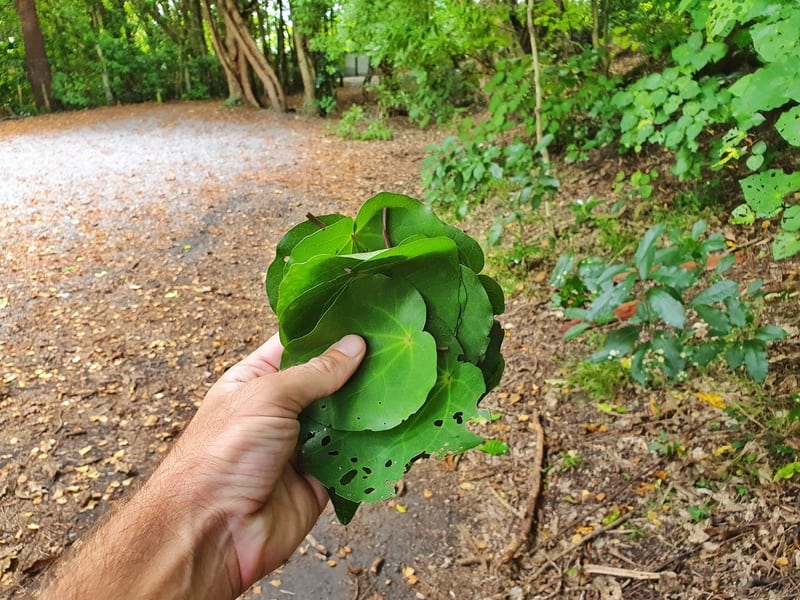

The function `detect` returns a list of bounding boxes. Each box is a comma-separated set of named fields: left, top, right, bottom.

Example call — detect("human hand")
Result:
left=156, top=333, right=366, bottom=593
left=175, top=335, right=365, bottom=591
left=38, top=333, right=365, bottom=600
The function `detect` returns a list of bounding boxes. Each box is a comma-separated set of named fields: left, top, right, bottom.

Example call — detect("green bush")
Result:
left=608, top=1, right=800, bottom=258
left=550, top=221, right=787, bottom=387
left=336, top=105, right=394, bottom=141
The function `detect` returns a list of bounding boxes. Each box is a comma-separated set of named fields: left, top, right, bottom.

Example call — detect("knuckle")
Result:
left=306, top=353, right=340, bottom=381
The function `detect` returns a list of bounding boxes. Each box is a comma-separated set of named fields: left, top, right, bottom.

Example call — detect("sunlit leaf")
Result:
left=284, top=275, right=437, bottom=431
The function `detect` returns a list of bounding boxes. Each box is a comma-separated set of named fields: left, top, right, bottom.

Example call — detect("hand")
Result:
left=38, top=333, right=366, bottom=600
left=164, top=333, right=366, bottom=589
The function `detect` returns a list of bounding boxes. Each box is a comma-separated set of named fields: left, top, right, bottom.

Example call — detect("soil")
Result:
left=1, top=97, right=799, bottom=600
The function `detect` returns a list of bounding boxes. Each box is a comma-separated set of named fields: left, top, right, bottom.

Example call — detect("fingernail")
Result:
left=332, top=335, right=364, bottom=358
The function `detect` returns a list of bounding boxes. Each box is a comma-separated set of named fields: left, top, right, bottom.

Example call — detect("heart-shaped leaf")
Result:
left=283, top=274, right=438, bottom=431
left=267, top=214, right=346, bottom=311
left=353, top=192, right=486, bottom=270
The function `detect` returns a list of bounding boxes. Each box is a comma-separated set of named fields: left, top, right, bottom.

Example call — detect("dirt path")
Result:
left=1, top=101, right=799, bottom=599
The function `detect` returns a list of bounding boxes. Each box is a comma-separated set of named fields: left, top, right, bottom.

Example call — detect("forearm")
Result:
left=38, top=471, right=240, bottom=600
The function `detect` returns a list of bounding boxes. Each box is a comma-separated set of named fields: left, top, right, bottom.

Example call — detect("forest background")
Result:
left=5, top=1, right=800, bottom=257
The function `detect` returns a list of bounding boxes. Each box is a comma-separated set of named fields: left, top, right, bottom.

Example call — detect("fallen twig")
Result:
left=458, top=524, right=489, bottom=573
left=528, top=512, right=633, bottom=580
left=497, top=409, right=545, bottom=567
left=583, top=563, right=672, bottom=581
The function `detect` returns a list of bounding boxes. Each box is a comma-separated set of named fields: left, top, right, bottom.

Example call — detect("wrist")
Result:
left=135, top=459, right=243, bottom=598
left=40, top=464, right=241, bottom=600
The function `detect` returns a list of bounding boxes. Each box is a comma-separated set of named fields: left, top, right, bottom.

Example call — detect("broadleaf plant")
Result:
left=551, top=221, right=787, bottom=387
left=266, top=193, right=505, bottom=523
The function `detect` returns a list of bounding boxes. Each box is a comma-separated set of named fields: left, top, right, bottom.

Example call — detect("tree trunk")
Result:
left=15, top=0, right=55, bottom=111
left=91, top=5, right=114, bottom=105
left=220, top=0, right=286, bottom=111
left=527, top=0, right=548, bottom=164
left=290, top=1, right=316, bottom=115
left=200, top=0, right=245, bottom=102
left=226, top=9, right=260, bottom=108
left=276, top=0, right=287, bottom=88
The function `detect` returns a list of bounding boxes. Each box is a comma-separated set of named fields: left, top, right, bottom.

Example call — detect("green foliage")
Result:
left=336, top=105, right=394, bottom=141
left=607, top=1, right=800, bottom=258
left=540, top=50, right=620, bottom=161
left=613, top=45, right=732, bottom=180
left=551, top=221, right=787, bottom=387
left=686, top=504, right=711, bottom=521
left=3, top=0, right=222, bottom=110
left=421, top=56, right=560, bottom=243
left=648, top=429, right=685, bottom=457
left=331, top=0, right=512, bottom=127
left=0, top=24, right=33, bottom=115
left=773, top=461, right=800, bottom=482
left=553, top=450, right=584, bottom=473
left=422, top=127, right=558, bottom=244
left=477, top=438, right=510, bottom=456
left=266, top=193, right=505, bottom=523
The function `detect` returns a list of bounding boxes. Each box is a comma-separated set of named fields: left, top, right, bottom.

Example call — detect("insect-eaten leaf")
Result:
left=267, top=193, right=505, bottom=523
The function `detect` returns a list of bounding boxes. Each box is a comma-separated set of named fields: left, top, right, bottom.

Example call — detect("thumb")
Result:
left=266, top=335, right=366, bottom=415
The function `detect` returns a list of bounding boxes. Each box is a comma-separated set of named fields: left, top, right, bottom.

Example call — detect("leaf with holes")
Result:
left=300, top=350, right=485, bottom=503
left=266, top=193, right=505, bottom=523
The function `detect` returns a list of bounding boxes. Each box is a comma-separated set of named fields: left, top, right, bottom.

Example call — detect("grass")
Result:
left=567, top=359, right=631, bottom=401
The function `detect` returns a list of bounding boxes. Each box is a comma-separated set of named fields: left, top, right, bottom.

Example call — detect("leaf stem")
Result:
left=306, top=212, right=327, bottom=229
left=382, top=207, right=392, bottom=248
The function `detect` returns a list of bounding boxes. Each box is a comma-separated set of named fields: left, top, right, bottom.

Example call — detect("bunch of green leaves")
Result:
left=266, top=193, right=505, bottom=523
left=612, top=33, right=732, bottom=180
left=539, top=50, right=620, bottom=162
left=705, top=0, right=800, bottom=260
left=550, top=221, right=787, bottom=387
left=336, top=105, right=394, bottom=141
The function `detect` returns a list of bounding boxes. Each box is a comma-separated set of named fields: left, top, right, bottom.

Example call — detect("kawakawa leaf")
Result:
left=278, top=237, right=461, bottom=342
left=300, top=350, right=485, bottom=503
left=265, top=192, right=505, bottom=523
left=353, top=192, right=485, bottom=270
left=283, top=274, right=437, bottom=431
left=455, top=266, right=494, bottom=364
